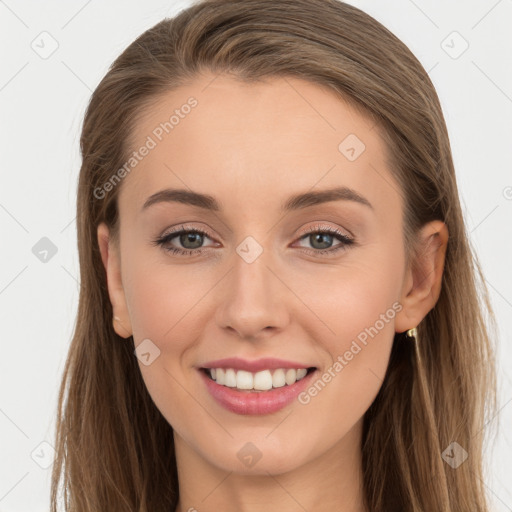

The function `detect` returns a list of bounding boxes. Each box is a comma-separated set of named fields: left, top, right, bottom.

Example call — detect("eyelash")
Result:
left=152, top=224, right=355, bottom=258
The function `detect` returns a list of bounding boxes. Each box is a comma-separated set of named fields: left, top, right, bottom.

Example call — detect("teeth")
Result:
left=237, top=370, right=255, bottom=390
left=224, top=369, right=237, bottom=387
left=207, top=367, right=311, bottom=391
left=297, top=368, right=307, bottom=379
left=254, top=370, right=273, bottom=390
left=215, top=368, right=225, bottom=385
left=272, top=368, right=286, bottom=388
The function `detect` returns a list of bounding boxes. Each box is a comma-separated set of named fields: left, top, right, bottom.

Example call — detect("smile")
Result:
left=198, top=366, right=318, bottom=415
left=201, top=367, right=314, bottom=391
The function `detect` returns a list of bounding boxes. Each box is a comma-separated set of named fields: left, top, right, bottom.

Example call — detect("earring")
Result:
left=406, top=327, right=418, bottom=341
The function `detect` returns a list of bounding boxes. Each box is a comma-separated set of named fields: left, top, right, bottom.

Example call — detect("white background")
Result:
left=0, top=0, right=511, bottom=510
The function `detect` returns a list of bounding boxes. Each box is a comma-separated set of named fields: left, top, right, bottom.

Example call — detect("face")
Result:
left=98, top=73, right=445, bottom=477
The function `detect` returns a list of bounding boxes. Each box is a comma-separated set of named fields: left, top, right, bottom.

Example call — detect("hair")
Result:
left=50, top=0, right=498, bottom=510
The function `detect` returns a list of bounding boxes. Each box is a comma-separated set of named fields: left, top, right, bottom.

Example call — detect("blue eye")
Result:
left=152, top=223, right=354, bottom=257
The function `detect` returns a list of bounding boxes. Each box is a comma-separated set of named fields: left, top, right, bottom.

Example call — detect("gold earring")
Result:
left=406, top=327, right=418, bottom=341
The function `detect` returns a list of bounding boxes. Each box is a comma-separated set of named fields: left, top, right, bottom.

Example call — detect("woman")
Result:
left=50, top=0, right=497, bottom=510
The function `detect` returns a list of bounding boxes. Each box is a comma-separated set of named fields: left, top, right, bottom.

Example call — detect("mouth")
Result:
left=199, top=366, right=317, bottom=392
left=198, top=365, right=319, bottom=415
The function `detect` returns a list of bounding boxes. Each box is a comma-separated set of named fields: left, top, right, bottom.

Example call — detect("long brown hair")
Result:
left=50, top=0, right=498, bottom=510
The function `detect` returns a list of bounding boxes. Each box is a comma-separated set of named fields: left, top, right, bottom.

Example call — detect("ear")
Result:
left=97, top=222, right=133, bottom=338
left=395, top=220, right=449, bottom=333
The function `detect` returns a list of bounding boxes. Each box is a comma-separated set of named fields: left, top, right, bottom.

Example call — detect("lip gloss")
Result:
left=199, top=368, right=317, bottom=415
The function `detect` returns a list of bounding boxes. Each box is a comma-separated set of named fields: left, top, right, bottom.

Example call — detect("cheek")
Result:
left=120, top=257, right=218, bottom=427
left=292, top=241, right=403, bottom=350
left=287, top=244, right=403, bottom=421
left=122, top=248, right=217, bottom=344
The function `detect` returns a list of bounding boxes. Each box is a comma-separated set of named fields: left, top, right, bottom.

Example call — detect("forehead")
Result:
left=119, top=73, right=401, bottom=219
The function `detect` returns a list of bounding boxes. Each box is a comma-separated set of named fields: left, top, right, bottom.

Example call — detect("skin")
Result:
left=97, top=73, right=448, bottom=512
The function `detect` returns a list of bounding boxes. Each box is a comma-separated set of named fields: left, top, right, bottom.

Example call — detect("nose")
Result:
left=215, top=246, right=290, bottom=340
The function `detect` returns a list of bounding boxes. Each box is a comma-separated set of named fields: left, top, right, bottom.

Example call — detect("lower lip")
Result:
left=199, top=368, right=317, bottom=415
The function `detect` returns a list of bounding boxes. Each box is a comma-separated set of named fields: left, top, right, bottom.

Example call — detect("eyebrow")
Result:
left=141, top=186, right=374, bottom=212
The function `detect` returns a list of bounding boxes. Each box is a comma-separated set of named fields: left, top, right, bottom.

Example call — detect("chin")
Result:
left=201, top=438, right=309, bottom=476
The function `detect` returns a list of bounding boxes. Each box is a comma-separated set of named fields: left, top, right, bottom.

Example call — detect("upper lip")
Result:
left=199, top=357, right=316, bottom=373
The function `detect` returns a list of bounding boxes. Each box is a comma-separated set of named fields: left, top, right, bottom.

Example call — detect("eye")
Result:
left=152, top=224, right=217, bottom=257
left=152, top=223, right=355, bottom=257
left=293, top=224, right=354, bottom=257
